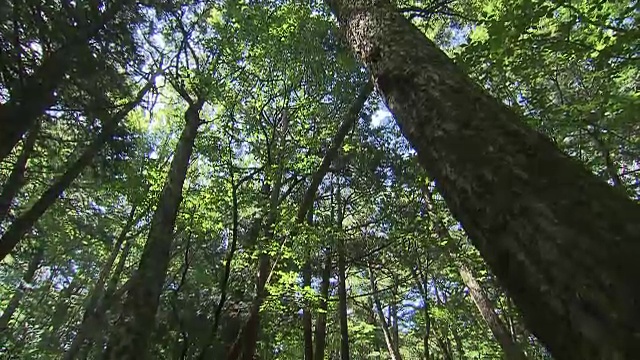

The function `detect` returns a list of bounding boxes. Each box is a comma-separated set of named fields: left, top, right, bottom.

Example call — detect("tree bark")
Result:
left=0, top=121, right=40, bottom=223
left=314, top=248, right=331, bottom=360
left=0, top=80, right=153, bottom=260
left=102, top=96, right=203, bottom=360
left=0, top=247, right=44, bottom=333
left=327, top=1, right=640, bottom=358
left=459, top=264, right=527, bottom=360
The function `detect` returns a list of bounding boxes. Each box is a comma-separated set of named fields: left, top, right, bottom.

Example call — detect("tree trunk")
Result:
left=0, top=81, right=153, bottom=260
left=303, top=259, right=314, bottom=360
left=314, top=248, right=331, bottom=360
left=0, top=121, right=40, bottom=223
left=83, top=233, right=136, bottom=357
left=328, top=1, right=640, bottom=358
left=411, top=267, right=430, bottom=360
left=64, top=204, right=139, bottom=360
left=227, top=113, right=288, bottom=360
left=208, top=145, right=240, bottom=345
left=102, top=97, right=203, bottom=360
left=336, top=185, right=350, bottom=360
left=42, top=276, right=82, bottom=351
left=303, top=209, right=314, bottom=360
left=459, top=264, right=527, bottom=360
left=0, top=247, right=44, bottom=333
left=391, top=279, right=399, bottom=355
left=368, top=265, right=402, bottom=360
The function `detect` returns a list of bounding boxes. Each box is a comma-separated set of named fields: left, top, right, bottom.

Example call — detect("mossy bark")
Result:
left=328, top=1, right=640, bottom=358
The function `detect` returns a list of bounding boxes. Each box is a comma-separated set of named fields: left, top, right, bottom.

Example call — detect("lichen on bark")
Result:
left=328, top=0, right=640, bottom=358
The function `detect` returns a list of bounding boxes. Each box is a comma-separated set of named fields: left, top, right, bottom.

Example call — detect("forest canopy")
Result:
left=0, top=0, right=638, bottom=359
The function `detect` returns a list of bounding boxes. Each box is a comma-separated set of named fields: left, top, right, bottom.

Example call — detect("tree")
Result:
left=327, top=0, right=640, bottom=358
left=2, top=0, right=637, bottom=359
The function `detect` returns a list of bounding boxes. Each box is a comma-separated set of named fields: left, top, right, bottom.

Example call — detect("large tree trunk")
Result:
left=102, top=97, right=203, bottom=360
left=458, top=264, right=527, bottom=360
left=64, top=204, right=140, bottom=360
left=0, top=247, right=44, bottom=333
left=0, top=121, right=40, bottom=223
left=0, top=81, right=153, bottom=260
left=327, top=1, right=640, bottom=358
left=314, top=248, right=331, bottom=360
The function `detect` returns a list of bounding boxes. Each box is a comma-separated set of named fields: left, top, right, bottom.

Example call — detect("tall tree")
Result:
left=102, top=89, right=205, bottom=359
left=0, top=80, right=154, bottom=260
left=327, top=0, right=640, bottom=358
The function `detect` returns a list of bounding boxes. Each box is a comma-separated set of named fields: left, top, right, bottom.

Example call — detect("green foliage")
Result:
left=0, top=0, right=633, bottom=358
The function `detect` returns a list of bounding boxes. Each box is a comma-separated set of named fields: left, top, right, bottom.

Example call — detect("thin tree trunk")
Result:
left=209, top=144, right=240, bottom=341
left=431, top=280, right=454, bottom=360
left=302, top=210, right=314, bottom=360
left=336, top=184, right=350, bottom=360
left=411, top=267, right=430, bottom=360
left=102, top=96, right=203, bottom=360
left=588, top=128, right=624, bottom=190
left=314, top=248, right=331, bottom=360
left=227, top=85, right=371, bottom=360
left=0, top=247, right=44, bottom=333
left=42, top=276, right=82, bottom=351
left=227, top=113, right=288, bottom=360
left=0, top=121, right=40, bottom=223
left=432, top=328, right=453, bottom=360
left=303, top=259, right=314, bottom=360
left=241, top=129, right=285, bottom=360
left=458, top=264, right=527, bottom=360
left=0, top=80, right=154, bottom=260
left=368, top=265, right=402, bottom=360
left=83, top=233, right=136, bottom=357
left=391, top=279, right=399, bottom=355
left=328, top=1, right=640, bottom=358
left=63, top=204, right=140, bottom=360
left=296, top=81, right=372, bottom=216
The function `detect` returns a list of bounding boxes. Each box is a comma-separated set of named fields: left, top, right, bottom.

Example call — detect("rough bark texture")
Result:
left=102, top=98, right=203, bottom=360
left=0, top=81, right=153, bottom=260
left=459, top=264, right=528, bottom=360
left=328, top=1, right=640, bottom=358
